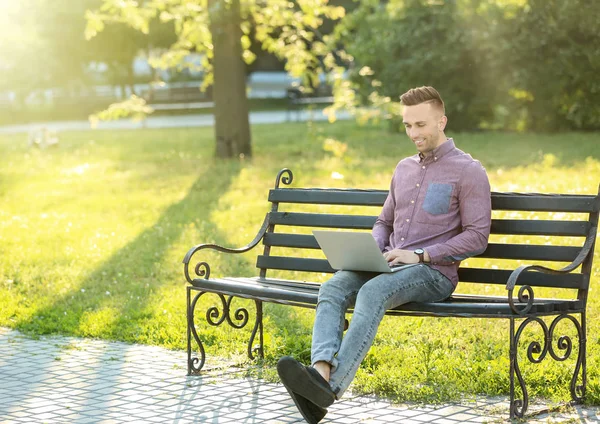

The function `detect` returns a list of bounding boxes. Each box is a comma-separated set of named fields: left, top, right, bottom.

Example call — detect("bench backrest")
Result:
left=257, top=170, right=599, bottom=300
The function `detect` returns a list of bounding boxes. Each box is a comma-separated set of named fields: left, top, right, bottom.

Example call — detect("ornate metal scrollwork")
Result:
left=510, top=313, right=585, bottom=418
left=548, top=314, right=585, bottom=402
left=275, top=168, right=293, bottom=188
left=508, top=284, right=535, bottom=316
left=187, top=288, right=264, bottom=374
left=195, top=262, right=210, bottom=279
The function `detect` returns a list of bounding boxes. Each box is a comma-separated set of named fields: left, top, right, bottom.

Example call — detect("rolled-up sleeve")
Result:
left=425, top=161, right=491, bottom=264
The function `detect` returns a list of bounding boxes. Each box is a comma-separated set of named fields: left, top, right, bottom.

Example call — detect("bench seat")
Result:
left=190, top=276, right=584, bottom=318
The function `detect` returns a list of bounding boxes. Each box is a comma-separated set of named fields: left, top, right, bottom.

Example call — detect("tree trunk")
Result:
left=209, top=0, right=252, bottom=158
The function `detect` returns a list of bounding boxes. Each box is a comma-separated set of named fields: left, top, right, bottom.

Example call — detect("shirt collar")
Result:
left=418, top=138, right=455, bottom=163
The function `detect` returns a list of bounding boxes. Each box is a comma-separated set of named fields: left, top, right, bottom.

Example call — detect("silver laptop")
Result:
left=312, top=230, right=411, bottom=273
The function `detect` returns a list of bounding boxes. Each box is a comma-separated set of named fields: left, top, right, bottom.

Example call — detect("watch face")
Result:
left=415, top=248, right=424, bottom=254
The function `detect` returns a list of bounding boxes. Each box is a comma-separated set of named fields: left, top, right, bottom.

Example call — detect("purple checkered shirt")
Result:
left=372, top=138, right=491, bottom=287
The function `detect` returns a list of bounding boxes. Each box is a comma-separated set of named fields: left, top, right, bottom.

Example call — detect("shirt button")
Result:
left=401, top=237, right=405, bottom=241
left=416, top=183, right=420, bottom=187
left=422, top=166, right=426, bottom=169
left=406, top=218, right=410, bottom=222
left=434, top=156, right=438, bottom=161
left=411, top=200, right=415, bottom=204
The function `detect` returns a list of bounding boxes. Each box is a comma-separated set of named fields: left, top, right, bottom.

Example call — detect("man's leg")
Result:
left=277, top=270, right=374, bottom=420
left=328, top=264, right=453, bottom=398
left=311, top=270, right=376, bottom=376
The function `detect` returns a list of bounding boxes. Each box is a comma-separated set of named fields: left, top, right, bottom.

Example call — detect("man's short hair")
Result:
left=400, top=86, right=445, bottom=114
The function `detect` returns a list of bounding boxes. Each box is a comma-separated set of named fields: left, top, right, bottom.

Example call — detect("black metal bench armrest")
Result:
left=182, top=214, right=270, bottom=283
left=506, top=225, right=597, bottom=315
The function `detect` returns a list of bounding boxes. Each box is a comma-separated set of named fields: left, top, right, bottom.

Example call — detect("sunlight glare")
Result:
left=0, top=1, right=23, bottom=47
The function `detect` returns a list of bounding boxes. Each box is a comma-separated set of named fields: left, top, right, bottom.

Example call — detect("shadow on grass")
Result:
left=15, top=160, right=254, bottom=344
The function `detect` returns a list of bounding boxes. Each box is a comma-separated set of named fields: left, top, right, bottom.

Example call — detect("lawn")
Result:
left=0, top=120, right=599, bottom=405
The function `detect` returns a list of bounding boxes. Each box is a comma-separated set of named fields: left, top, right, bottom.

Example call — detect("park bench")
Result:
left=286, top=88, right=334, bottom=122
left=183, top=168, right=599, bottom=419
left=142, top=84, right=214, bottom=113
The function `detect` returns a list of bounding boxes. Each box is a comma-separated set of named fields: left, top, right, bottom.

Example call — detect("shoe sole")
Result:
left=277, top=356, right=335, bottom=408
left=281, top=382, right=326, bottom=424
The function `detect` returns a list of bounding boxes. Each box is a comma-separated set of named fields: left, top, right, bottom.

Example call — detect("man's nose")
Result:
left=409, top=128, right=420, bottom=139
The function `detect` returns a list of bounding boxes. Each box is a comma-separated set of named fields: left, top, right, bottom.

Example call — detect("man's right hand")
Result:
left=383, top=249, right=419, bottom=266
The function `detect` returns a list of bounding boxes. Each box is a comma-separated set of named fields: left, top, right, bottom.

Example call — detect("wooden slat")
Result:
left=458, top=267, right=585, bottom=288
left=269, top=188, right=599, bottom=213
left=490, top=220, right=591, bottom=236
left=491, top=193, right=599, bottom=212
left=264, top=233, right=581, bottom=262
left=269, top=212, right=376, bottom=229
left=264, top=233, right=320, bottom=249
left=257, top=255, right=334, bottom=273
left=392, top=299, right=582, bottom=316
left=269, top=188, right=388, bottom=206
left=479, top=243, right=580, bottom=261
left=255, top=257, right=585, bottom=289
left=268, top=214, right=591, bottom=237
left=189, top=277, right=317, bottom=305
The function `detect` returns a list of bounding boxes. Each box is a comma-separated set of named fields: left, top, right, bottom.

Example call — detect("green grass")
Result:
left=0, top=120, right=599, bottom=406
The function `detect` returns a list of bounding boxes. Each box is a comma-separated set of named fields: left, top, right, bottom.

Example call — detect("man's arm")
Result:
left=424, top=161, right=492, bottom=265
left=372, top=171, right=397, bottom=251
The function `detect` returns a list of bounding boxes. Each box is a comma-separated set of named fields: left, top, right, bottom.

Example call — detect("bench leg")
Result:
left=571, top=311, right=586, bottom=403
left=509, top=313, right=585, bottom=419
left=249, top=300, right=264, bottom=360
left=187, top=287, right=264, bottom=375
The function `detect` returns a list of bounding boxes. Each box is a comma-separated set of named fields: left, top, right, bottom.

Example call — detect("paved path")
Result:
left=0, top=327, right=598, bottom=423
left=0, top=109, right=352, bottom=135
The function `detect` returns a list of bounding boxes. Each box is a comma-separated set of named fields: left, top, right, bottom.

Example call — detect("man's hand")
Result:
left=383, top=249, right=430, bottom=266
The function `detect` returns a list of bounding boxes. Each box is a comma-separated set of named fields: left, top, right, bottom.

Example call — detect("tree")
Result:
left=209, top=0, right=251, bottom=157
left=334, top=0, right=600, bottom=132
left=499, top=0, right=600, bottom=131
left=333, top=0, right=505, bottom=131
left=86, top=0, right=346, bottom=158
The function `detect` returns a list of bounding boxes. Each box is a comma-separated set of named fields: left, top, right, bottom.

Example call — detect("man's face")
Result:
left=402, top=103, right=447, bottom=155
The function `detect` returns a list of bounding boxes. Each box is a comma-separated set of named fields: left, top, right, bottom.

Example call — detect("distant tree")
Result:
left=499, top=0, right=600, bottom=131
left=85, top=0, right=346, bottom=158
left=334, top=0, right=504, bottom=131
left=336, top=0, right=600, bottom=132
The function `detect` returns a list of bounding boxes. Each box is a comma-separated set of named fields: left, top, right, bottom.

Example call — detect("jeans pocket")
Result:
left=422, top=266, right=454, bottom=302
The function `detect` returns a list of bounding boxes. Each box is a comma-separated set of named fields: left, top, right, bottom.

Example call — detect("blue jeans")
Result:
left=310, top=265, right=454, bottom=398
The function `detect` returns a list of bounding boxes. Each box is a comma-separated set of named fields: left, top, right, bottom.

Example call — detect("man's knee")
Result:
left=318, top=271, right=359, bottom=302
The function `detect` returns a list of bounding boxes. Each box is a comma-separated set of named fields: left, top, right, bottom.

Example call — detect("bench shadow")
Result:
left=15, top=160, right=252, bottom=343
left=176, top=371, right=266, bottom=423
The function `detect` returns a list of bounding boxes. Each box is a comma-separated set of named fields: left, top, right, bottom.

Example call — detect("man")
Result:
left=277, top=86, right=492, bottom=423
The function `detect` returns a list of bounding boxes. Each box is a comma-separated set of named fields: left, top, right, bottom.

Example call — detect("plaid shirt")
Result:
left=372, top=139, right=491, bottom=286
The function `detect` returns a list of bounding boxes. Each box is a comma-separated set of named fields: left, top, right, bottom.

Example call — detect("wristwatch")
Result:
left=414, top=248, right=425, bottom=263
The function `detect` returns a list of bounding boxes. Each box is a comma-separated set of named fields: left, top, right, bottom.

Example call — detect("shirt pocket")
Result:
left=416, top=183, right=454, bottom=225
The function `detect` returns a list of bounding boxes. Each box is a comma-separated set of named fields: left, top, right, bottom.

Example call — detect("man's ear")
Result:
left=438, top=116, right=448, bottom=131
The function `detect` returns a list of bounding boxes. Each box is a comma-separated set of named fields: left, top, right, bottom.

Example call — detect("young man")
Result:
left=277, top=86, right=492, bottom=423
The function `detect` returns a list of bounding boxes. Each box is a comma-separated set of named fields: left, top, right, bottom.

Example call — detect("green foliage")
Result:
left=0, top=122, right=599, bottom=403
left=86, top=0, right=346, bottom=91
left=336, top=0, right=600, bottom=131
left=338, top=0, right=499, bottom=131
left=498, top=0, right=600, bottom=130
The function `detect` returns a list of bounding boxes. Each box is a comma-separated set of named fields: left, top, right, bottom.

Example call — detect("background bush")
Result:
left=337, top=0, right=600, bottom=132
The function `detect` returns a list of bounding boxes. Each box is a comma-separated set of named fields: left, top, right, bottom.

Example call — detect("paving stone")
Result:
left=2, top=326, right=599, bottom=424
